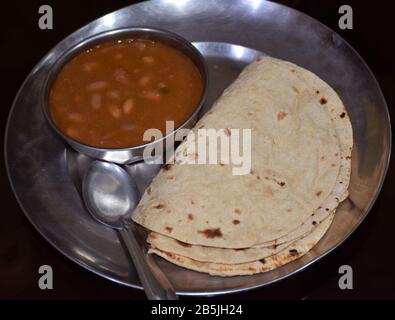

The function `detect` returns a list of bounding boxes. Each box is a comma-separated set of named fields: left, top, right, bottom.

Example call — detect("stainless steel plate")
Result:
left=5, top=0, right=390, bottom=296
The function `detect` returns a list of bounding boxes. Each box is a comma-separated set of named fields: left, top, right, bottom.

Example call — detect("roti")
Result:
left=133, top=56, right=352, bottom=249
left=149, top=213, right=334, bottom=276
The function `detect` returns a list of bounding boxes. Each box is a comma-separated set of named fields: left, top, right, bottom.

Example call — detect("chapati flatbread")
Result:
left=133, top=56, right=351, bottom=249
left=149, top=213, right=334, bottom=276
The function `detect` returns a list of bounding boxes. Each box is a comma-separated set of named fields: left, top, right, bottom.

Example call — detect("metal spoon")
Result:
left=82, top=160, right=178, bottom=300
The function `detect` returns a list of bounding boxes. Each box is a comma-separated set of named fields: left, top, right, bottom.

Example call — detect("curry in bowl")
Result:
left=48, top=38, right=204, bottom=148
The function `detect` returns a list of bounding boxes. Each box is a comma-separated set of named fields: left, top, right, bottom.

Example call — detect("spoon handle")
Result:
left=119, top=227, right=178, bottom=300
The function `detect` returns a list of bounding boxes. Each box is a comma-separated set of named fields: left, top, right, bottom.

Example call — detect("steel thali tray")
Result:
left=5, top=0, right=391, bottom=296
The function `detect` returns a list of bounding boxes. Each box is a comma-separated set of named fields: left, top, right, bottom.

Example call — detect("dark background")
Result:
left=1, top=0, right=394, bottom=299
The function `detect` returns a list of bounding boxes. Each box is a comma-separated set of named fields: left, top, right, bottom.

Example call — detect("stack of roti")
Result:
left=132, top=56, right=353, bottom=276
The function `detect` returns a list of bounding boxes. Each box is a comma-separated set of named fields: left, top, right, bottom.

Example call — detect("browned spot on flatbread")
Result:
left=331, top=163, right=336, bottom=167
left=260, top=258, right=266, bottom=264
left=153, top=204, right=164, bottom=209
left=319, top=97, right=327, bottom=105
left=164, top=226, right=173, bottom=233
left=149, top=233, right=156, bottom=240
left=232, top=220, right=240, bottom=225
left=187, top=213, right=194, bottom=221
left=277, top=111, right=288, bottom=120
left=147, top=187, right=152, bottom=195
left=292, top=86, right=299, bottom=93
left=320, top=156, right=325, bottom=160
left=176, top=240, right=192, bottom=248
left=287, top=208, right=293, bottom=212
left=289, top=249, right=299, bottom=256
left=198, top=228, right=223, bottom=239
left=163, top=164, right=173, bottom=171
left=316, top=90, right=320, bottom=94
left=312, top=221, right=317, bottom=225
left=316, top=191, right=322, bottom=197
left=279, top=181, right=285, bottom=187
left=340, top=112, right=346, bottom=118
left=234, top=208, right=242, bottom=214
left=164, top=251, right=175, bottom=259
left=190, top=200, right=195, bottom=205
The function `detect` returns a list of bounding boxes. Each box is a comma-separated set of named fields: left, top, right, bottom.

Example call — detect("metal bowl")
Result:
left=41, top=27, right=208, bottom=164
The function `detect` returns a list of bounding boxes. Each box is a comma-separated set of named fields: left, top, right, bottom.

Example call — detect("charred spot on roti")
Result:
left=149, top=233, right=157, bottom=240
left=316, top=190, right=322, bottom=197
left=250, top=169, right=255, bottom=175
left=291, top=69, right=295, bottom=73
left=312, top=221, right=317, bottom=225
left=147, top=187, right=152, bottom=195
left=163, top=164, right=173, bottom=171
left=279, top=181, right=286, bottom=187
left=292, top=86, right=299, bottom=93
left=340, top=112, right=346, bottom=118
left=319, top=97, right=327, bottom=105
left=320, top=156, right=325, bottom=160
left=234, top=208, right=242, bottom=214
left=287, top=208, right=293, bottom=212
left=247, top=111, right=253, bottom=116
left=190, top=200, right=195, bottom=205
left=289, top=249, right=299, bottom=256
left=260, top=259, right=266, bottom=264
left=232, top=220, right=240, bottom=225
left=198, top=228, right=223, bottom=239
left=153, top=204, right=164, bottom=209
left=331, top=163, right=336, bottom=167
left=325, top=208, right=330, bottom=211
left=256, top=175, right=261, bottom=180
left=346, top=156, right=351, bottom=160
left=187, top=213, right=194, bottom=221
left=164, top=226, right=173, bottom=233
left=316, top=90, right=320, bottom=94
left=176, top=240, right=192, bottom=248
left=277, top=111, right=288, bottom=120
